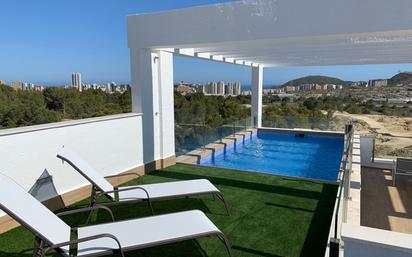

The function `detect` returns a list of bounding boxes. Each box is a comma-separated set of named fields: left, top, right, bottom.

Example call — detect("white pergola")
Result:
left=127, top=0, right=412, bottom=163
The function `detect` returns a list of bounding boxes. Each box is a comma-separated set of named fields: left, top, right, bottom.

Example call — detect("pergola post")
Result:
left=251, top=65, right=263, bottom=128
left=157, top=51, right=176, bottom=164
left=130, top=48, right=175, bottom=169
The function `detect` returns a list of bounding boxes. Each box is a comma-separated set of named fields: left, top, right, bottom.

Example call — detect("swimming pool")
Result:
left=199, top=129, right=344, bottom=181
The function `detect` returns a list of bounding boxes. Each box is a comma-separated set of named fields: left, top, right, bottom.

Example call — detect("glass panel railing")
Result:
left=370, top=133, right=412, bottom=160
left=262, top=115, right=346, bottom=132
left=175, top=123, right=205, bottom=156
left=329, top=123, right=354, bottom=257
left=175, top=117, right=251, bottom=156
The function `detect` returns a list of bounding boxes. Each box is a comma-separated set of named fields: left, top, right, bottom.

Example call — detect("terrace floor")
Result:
left=0, top=164, right=338, bottom=257
left=361, top=167, right=412, bottom=234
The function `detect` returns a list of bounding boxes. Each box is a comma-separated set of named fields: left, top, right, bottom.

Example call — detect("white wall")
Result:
left=342, top=224, right=412, bottom=257
left=251, top=65, right=263, bottom=127
left=0, top=114, right=144, bottom=204
left=129, top=48, right=176, bottom=163
left=158, top=51, right=176, bottom=159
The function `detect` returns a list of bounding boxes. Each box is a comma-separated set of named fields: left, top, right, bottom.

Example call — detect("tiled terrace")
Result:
left=361, top=167, right=412, bottom=234
left=0, top=164, right=338, bottom=257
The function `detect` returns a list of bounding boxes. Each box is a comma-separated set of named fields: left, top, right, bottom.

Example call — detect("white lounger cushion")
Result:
left=0, top=174, right=71, bottom=250
left=75, top=210, right=221, bottom=256
left=118, top=179, right=220, bottom=201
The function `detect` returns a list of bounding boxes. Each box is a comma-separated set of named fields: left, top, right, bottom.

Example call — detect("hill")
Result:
left=388, top=72, right=412, bottom=86
left=280, top=75, right=351, bottom=88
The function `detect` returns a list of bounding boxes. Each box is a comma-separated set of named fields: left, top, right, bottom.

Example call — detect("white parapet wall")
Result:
left=342, top=224, right=412, bottom=257
left=0, top=113, right=144, bottom=215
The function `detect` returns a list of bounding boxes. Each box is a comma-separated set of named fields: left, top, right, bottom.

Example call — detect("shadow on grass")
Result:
left=0, top=239, right=210, bottom=257
left=0, top=165, right=338, bottom=257
left=265, top=202, right=315, bottom=213
left=59, top=196, right=214, bottom=227
left=232, top=246, right=282, bottom=257
left=151, top=170, right=325, bottom=200
left=299, top=185, right=338, bottom=257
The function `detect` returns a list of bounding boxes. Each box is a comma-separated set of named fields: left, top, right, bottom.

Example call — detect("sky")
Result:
left=1, top=0, right=412, bottom=86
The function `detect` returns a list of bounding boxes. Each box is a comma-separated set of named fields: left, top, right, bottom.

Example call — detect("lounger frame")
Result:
left=0, top=191, right=233, bottom=257
left=57, top=154, right=230, bottom=216
left=41, top=228, right=233, bottom=257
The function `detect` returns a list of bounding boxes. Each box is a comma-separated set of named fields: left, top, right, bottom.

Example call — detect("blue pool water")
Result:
left=199, top=130, right=344, bottom=181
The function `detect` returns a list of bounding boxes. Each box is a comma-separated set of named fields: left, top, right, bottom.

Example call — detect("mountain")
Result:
left=279, top=75, right=352, bottom=88
left=388, top=72, right=412, bottom=86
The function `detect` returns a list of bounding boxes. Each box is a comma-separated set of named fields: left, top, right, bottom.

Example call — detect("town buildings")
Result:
left=68, top=73, right=129, bottom=94
left=10, top=81, right=44, bottom=91
left=368, top=79, right=388, bottom=87
left=175, top=81, right=241, bottom=96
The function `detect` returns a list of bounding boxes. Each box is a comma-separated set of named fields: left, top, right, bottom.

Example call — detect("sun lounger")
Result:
left=57, top=148, right=230, bottom=215
left=0, top=173, right=234, bottom=257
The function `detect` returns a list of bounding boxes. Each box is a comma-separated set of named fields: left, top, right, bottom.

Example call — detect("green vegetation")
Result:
left=174, top=92, right=249, bottom=126
left=0, top=85, right=131, bottom=129
left=174, top=92, right=250, bottom=155
left=388, top=72, right=412, bottom=86
left=281, top=75, right=352, bottom=87
left=0, top=85, right=60, bottom=129
left=262, top=96, right=343, bottom=130
left=263, top=94, right=412, bottom=118
left=0, top=164, right=338, bottom=257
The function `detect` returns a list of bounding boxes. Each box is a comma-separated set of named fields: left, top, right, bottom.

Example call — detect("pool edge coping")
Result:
left=259, top=127, right=345, bottom=137
left=176, top=129, right=257, bottom=164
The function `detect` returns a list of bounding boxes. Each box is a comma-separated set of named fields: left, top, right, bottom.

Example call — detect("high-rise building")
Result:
left=25, top=83, right=35, bottom=91
left=368, top=79, right=387, bottom=87
left=71, top=73, right=82, bottom=91
left=285, top=86, right=295, bottom=92
left=106, top=82, right=116, bottom=93
left=299, top=84, right=314, bottom=91
left=193, top=84, right=205, bottom=93
left=217, top=81, right=225, bottom=95
left=225, top=83, right=234, bottom=95
left=233, top=82, right=241, bottom=95
left=326, top=84, right=337, bottom=90
left=0, top=80, right=5, bottom=85
left=206, top=82, right=218, bottom=95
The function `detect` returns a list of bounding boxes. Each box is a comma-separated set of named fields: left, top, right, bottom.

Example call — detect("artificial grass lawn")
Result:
left=0, top=164, right=337, bottom=257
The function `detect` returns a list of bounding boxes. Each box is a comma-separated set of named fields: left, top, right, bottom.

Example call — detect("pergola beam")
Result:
left=127, top=0, right=412, bottom=164
left=170, top=48, right=262, bottom=67
left=128, top=0, right=412, bottom=68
